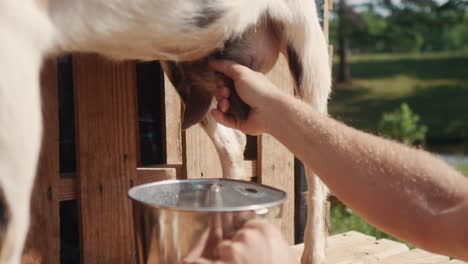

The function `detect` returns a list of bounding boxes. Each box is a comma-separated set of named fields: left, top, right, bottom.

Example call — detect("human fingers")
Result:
left=181, top=258, right=224, bottom=264
left=230, top=228, right=260, bottom=244
left=222, top=213, right=235, bottom=240
left=217, top=99, right=230, bottom=113
left=214, top=86, right=230, bottom=102
left=240, top=219, right=276, bottom=235
left=211, top=109, right=238, bottom=129
left=215, top=240, right=246, bottom=262
left=215, top=79, right=225, bottom=88
left=183, top=229, right=211, bottom=262
left=242, top=219, right=270, bottom=228
left=209, top=60, right=250, bottom=81
left=232, top=211, right=256, bottom=229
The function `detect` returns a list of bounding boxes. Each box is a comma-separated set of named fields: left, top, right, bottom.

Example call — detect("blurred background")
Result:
left=327, top=0, right=468, bottom=245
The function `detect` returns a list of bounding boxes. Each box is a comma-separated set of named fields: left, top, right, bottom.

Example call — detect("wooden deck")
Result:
left=292, top=231, right=467, bottom=264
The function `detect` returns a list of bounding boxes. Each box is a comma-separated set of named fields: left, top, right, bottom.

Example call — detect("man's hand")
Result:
left=209, top=60, right=284, bottom=135
left=182, top=219, right=297, bottom=264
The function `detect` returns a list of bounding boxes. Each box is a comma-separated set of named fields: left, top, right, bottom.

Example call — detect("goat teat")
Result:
left=162, top=19, right=281, bottom=129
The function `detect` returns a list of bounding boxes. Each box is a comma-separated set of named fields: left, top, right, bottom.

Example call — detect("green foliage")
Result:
left=330, top=53, right=468, bottom=142
left=378, top=103, right=428, bottom=145
left=330, top=204, right=387, bottom=238
left=330, top=0, right=468, bottom=53
left=456, top=163, right=468, bottom=176
left=444, top=15, right=468, bottom=52
left=330, top=203, right=412, bottom=247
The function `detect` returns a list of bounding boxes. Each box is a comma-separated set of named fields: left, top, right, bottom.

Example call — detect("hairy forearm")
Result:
left=266, top=95, right=468, bottom=259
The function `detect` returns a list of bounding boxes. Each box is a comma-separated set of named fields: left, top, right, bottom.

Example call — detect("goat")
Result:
left=0, top=0, right=331, bottom=263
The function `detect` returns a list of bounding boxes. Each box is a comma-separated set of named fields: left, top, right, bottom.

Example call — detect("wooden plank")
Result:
left=434, top=260, right=467, bottom=264
left=73, top=54, right=138, bottom=263
left=259, top=55, right=295, bottom=244
left=294, top=232, right=455, bottom=264
left=163, top=72, right=183, bottom=166
left=136, top=167, right=177, bottom=184
left=60, top=177, right=77, bottom=201
left=80, top=162, right=249, bottom=181
left=327, top=239, right=408, bottom=264
left=293, top=231, right=377, bottom=262
left=293, top=238, right=408, bottom=264
left=377, top=249, right=449, bottom=264
left=325, top=232, right=379, bottom=263
left=328, top=231, right=376, bottom=248
left=243, top=161, right=256, bottom=180
left=329, top=45, right=334, bottom=68
left=324, top=0, right=331, bottom=40
left=58, top=164, right=195, bottom=201
left=183, top=125, right=223, bottom=179
left=23, top=59, right=61, bottom=263
left=437, top=260, right=468, bottom=264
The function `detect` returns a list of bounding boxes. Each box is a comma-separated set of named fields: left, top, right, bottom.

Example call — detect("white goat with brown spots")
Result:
left=0, top=0, right=331, bottom=263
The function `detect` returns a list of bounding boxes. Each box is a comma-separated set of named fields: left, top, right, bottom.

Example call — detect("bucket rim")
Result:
left=128, top=178, right=287, bottom=212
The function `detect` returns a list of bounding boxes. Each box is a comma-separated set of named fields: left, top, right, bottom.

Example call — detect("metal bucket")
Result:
left=128, top=178, right=286, bottom=264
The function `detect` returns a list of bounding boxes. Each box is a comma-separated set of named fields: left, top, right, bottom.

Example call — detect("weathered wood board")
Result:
left=73, top=55, right=138, bottom=263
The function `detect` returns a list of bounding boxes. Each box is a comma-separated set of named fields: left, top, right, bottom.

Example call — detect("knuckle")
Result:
left=234, top=230, right=250, bottom=242
left=247, top=219, right=272, bottom=233
left=261, top=222, right=278, bottom=234
left=228, top=242, right=243, bottom=256
left=232, top=65, right=248, bottom=78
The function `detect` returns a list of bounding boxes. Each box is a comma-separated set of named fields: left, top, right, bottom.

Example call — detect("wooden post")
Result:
left=183, top=125, right=223, bottom=179
left=325, top=0, right=333, bottom=232
left=73, top=55, right=138, bottom=263
left=324, top=0, right=331, bottom=39
left=23, top=59, right=61, bottom=263
left=259, top=55, right=295, bottom=244
left=163, top=73, right=183, bottom=166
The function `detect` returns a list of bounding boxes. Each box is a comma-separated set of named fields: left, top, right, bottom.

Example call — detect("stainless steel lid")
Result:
left=128, top=178, right=287, bottom=212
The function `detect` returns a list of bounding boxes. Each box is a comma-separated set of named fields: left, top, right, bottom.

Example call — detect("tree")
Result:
left=376, top=0, right=467, bottom=52
left=336, top=0, right=365, bottom=83
left=337, top=0, right=351, bottom=82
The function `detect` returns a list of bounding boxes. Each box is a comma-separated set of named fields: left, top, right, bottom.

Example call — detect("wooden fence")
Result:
left=22, top=1, right=332, bottom=263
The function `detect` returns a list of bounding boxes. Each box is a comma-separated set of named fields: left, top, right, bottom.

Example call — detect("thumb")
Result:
left=211, top=109, right=239, bottom=130
left=209, top=59, right=249, bottom=81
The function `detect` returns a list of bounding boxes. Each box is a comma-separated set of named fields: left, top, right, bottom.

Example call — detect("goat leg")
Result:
left=200, top=110, right=247, bottom=180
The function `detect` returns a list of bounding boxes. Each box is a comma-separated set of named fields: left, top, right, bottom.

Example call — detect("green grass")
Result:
left=456, top=163, right=468, bottom=176
left=329, top=52, right=468, bottom=243
left=330, top=52, right=468, bottom=141
left=330, top=204, right=394, bottom=240
left=329, top=201, right=412, bottom=247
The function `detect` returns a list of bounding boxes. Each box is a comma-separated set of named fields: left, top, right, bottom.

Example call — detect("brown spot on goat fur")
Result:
left=193, top=2, right=225, bottom=28
left=287, top=44, right=303, bottom=96
left=0, top=187, right=11, bottom=248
